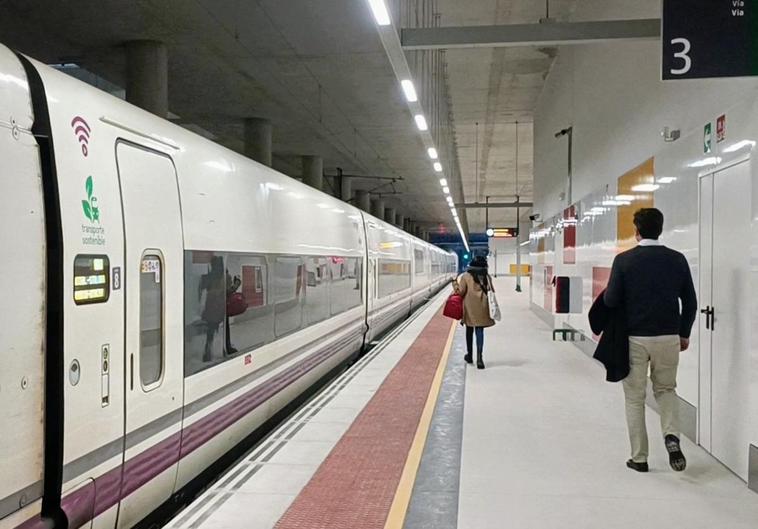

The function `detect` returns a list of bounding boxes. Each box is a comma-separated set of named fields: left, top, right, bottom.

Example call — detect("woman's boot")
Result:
left=464, top=351, right=473, bottom=364
left=476, top=349, right=485, bottom=369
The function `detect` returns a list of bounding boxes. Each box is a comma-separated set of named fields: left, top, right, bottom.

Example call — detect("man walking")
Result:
left=604, top=208, right=697, bottom=472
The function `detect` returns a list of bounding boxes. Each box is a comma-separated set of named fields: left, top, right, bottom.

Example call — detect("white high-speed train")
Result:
left=0, top=44, right=457, bottom=529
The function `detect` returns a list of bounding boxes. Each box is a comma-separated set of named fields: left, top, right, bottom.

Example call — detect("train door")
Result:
left=115, top=143, right=184, bottom=527
left=698, top=160, right=751, bottom=480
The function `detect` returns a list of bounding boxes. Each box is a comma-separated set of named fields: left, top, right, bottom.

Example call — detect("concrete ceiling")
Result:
left=438, top=0, right=576, bottom=231
left=0, top=0, right=576, bottom=235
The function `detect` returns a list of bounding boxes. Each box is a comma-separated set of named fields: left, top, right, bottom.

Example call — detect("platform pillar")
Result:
left=302, top=155, right=323, bottom=191
left=354, top=190, right=371, bottom=212
left=244, top=118, right=272, bottom=167
left=126, top=40, right=168, bottom=118
left=384, top=207, right=396, bottom=224
left=371, top=198, right=385, bottom=219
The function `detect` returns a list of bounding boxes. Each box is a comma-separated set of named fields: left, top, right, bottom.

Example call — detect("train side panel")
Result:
left=0, top=45, right=46, bottom=529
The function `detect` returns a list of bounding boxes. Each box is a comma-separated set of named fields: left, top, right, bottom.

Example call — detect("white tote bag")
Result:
left=487, top=277, right=501, bottom=321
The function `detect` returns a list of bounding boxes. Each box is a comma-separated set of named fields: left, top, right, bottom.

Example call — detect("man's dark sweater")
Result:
left=604, top=243, right=697, bottom=338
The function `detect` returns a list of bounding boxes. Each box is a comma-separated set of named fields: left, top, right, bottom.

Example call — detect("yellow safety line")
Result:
left=383, top=318, right=458, bottom=529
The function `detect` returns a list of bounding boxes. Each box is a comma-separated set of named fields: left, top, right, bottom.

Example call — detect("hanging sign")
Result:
left=704, top=122, right=713, bottom=153
left=663, top=0, right=758, bottom=80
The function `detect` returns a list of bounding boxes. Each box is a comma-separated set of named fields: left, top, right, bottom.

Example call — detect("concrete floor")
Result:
left=457, top=277, right=758, bottom=529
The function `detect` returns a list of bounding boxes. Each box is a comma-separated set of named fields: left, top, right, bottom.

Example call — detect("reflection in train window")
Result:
left=275, top=256, right=304, bottom=337
left=184, top=250, right=363, bottom=377
left=330, top=257, right=362, bottom=315
left=305, top=257, right=330, bottom=326
left=378, top=259, right=410, bottom=297
left=414, top=249, right=425, bottom=275
left=227, top=253, right=274, bottom=353
left=140, top=254, right=163, bottom=387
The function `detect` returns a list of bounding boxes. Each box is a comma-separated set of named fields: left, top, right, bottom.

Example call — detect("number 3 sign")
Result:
left=662, top=0, right=757, bottom=80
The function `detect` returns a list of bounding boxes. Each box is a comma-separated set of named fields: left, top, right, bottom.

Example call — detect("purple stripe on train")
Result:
left=15, top=329, right=361, bottom=529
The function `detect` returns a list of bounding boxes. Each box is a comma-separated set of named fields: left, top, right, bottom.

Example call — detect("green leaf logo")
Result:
left=82, top=200, right=93, bottom=221
left=82, top=176, right=100, bottom=223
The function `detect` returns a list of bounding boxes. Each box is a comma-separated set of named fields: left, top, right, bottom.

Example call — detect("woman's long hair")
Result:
left=467, top=256, right=490, bottom=293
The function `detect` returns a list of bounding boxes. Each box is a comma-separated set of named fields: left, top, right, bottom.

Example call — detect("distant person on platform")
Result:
left=455, top=255, right=496, bottom=370
left=604, top=208, right=697, bottom=473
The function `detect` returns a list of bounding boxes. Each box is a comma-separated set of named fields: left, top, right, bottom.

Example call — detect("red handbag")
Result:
left=443, top=293, right=464, bottom=320
left=227, top=292, right=247, bottom=317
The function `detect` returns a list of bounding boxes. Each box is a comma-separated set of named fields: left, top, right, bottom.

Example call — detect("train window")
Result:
left=184, top=251, right=228, bottom=375
left=140, top=254, right=163, bottom=387
left=378, top=259, right=411, bottom=297
left=73, top=254, right=110, bottom=304
left=274, top=256, right=304, bottom=337
left=414, top=249, right=425, bottom=275
left=227, top=253, right=274, bottom=351
left=329, top=257, right=362, bottom=315
left=304, top=257, right=330, bottom=325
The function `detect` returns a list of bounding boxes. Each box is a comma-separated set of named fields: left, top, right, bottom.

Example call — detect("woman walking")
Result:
left=456, top=255, right=495, bottom=369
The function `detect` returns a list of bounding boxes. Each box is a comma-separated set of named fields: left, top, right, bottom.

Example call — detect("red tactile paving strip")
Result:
left=274, top=309, right=452, bottom=529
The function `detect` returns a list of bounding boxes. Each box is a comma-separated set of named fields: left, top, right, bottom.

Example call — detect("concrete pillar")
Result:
left=126, top=40, right=168, bottom=118
left=302, top=155, right=323, bottom=190
left=414, top=225, right=422, bottom=238
left=404, top=218, right=412, bottom=232
left=354, top=190, right=371, bottom=212
left=340, top=176, right=351, bottom=202
left=384, top=207, right=396, bottom=224
left=244, top=118, right=272, bottom=167
left=396, top=214, right=405, bottom=228
left=371, top=198, right=385, bottom=219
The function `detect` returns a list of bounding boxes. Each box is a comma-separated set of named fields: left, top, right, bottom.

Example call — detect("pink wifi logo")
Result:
left=71, top=116, right=91, bottom=157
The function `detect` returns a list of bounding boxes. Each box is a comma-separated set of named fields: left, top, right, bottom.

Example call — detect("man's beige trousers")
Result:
left=622, top=335, right=680, bottom=463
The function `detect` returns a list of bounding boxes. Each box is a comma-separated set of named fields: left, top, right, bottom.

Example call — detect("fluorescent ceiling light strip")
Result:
left=368, top=0, right=391, bottom=25
left=401, top=79, right=417, bottom=102
left=414, top=114, right=428, bottom=131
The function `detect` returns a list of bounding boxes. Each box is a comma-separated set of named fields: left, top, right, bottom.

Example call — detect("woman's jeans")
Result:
left=466, top=326, right=485, bottom=355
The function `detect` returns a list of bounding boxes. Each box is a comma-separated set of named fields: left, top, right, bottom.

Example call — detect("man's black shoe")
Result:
left=626, top=459, right=649, bottom=472
left=665, top=434, right=687, bottom=472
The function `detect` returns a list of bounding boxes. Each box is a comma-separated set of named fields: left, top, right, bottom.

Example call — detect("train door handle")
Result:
left=700, top=306, right=714, bottom=330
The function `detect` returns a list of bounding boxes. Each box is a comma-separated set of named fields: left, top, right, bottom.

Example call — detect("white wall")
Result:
left=534, top=0, right=758, bottom=219
left=530, top=0, right=758, bottom=484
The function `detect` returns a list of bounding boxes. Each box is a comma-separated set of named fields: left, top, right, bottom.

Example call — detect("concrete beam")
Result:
left=455, top=201, right=533, bottom=209
left=401, top=19, right=660, bottom=50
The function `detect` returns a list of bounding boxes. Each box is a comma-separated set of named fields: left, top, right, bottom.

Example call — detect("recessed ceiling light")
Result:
left=368, top=0, right=391, bottom=25
left=427, top=147, right=438, bottom=159
left=433, top=162, right=442, bottom=172
left=439, top=178, right=447, bottom=186
left=414, top=114, right=428, bottom=131
left=401, top=79, right=417, bottom=102
left=442, top=186, right=450, bottom=194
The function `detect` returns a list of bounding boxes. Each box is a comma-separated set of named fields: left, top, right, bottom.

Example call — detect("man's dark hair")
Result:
left=633, top=208, right=664, bottom=240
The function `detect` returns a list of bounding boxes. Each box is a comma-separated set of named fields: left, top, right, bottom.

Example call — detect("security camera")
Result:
left=661, top=126, right=680, bottom=142
left=529, top=213, right=541, bottom=222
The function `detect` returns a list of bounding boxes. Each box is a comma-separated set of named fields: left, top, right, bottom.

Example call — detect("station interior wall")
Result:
left=530, top=0, right=758, bottom=484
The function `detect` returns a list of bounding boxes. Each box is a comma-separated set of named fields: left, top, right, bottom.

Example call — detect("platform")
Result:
left=166, top=278, right=758, bottom=529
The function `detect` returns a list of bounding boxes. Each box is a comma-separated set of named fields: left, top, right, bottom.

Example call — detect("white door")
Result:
left=116, top=143, right=184, bottom=527
left=699, top=160, right=751, bottom=481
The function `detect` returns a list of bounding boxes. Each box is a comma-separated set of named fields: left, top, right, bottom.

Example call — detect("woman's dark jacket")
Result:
left=588, top=289, right=629, bottom=382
